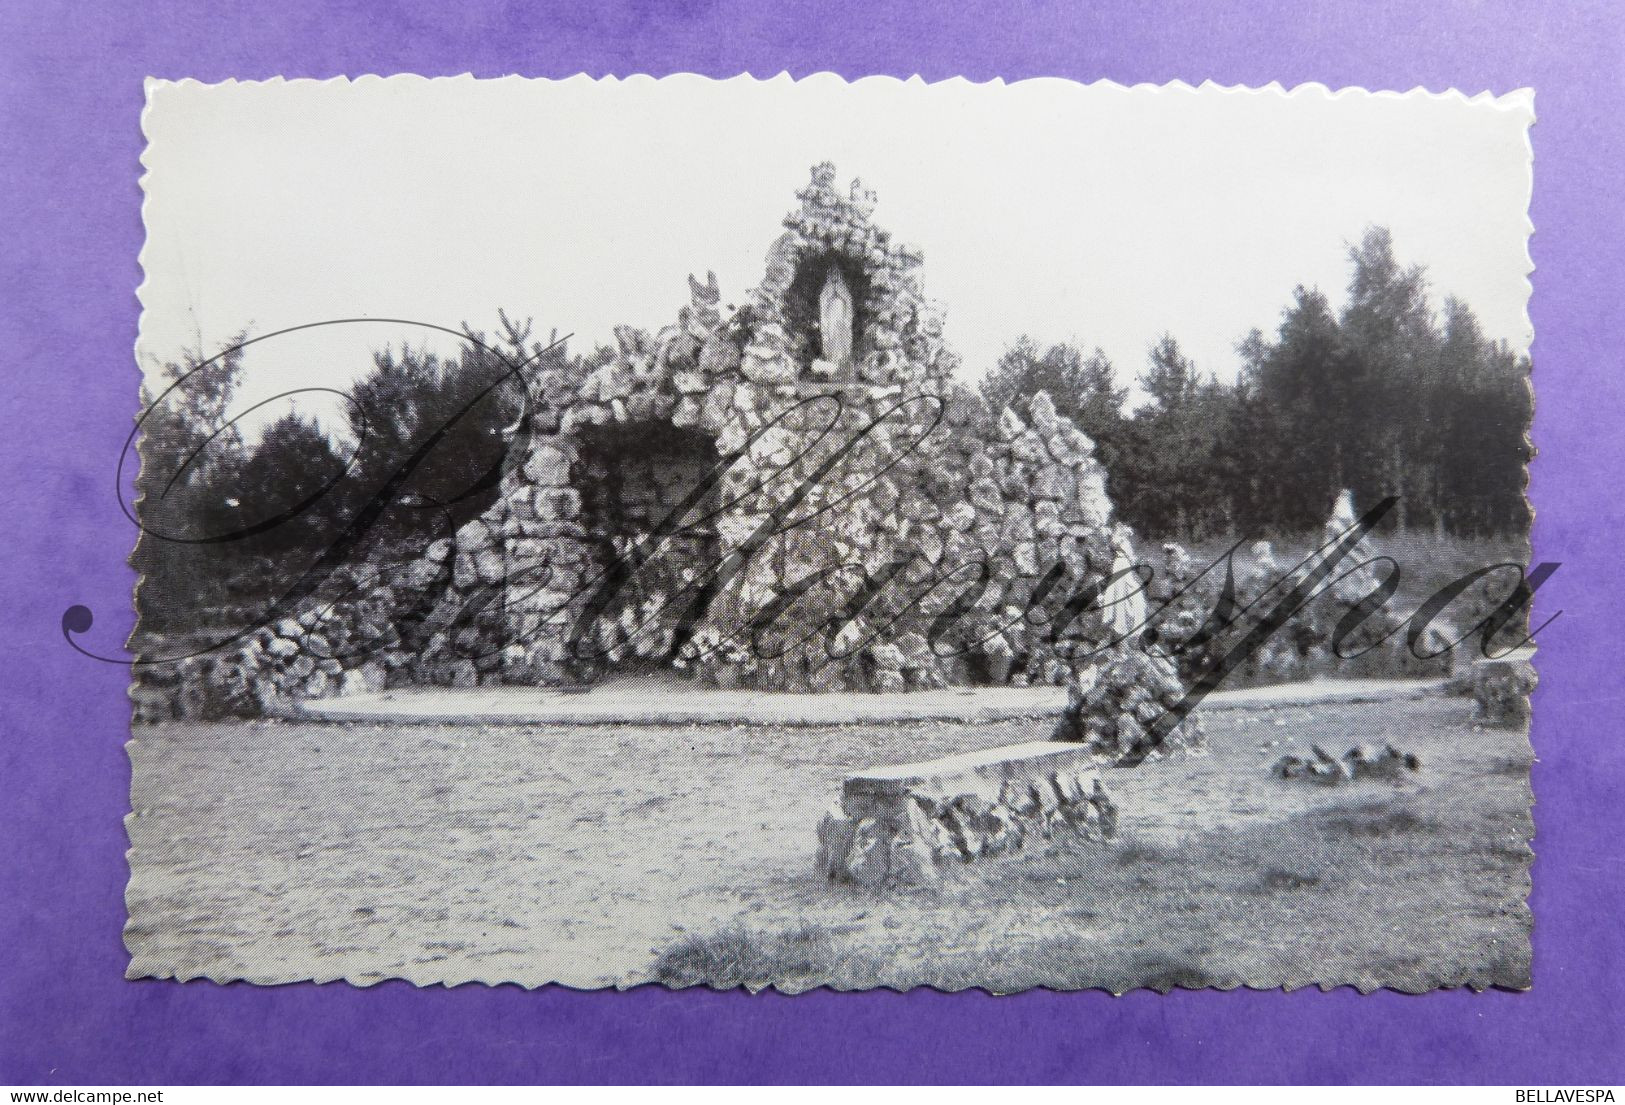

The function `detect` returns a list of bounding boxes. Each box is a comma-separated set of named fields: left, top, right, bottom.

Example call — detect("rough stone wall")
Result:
left=442, top=161, right=1145, bottom=694
left=139, top=163, right=1185, bottom=723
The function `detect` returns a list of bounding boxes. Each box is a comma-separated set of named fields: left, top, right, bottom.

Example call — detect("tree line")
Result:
left=132, top=313, right=605, bottom=629
left=979, top=227, right=1532, bottom=541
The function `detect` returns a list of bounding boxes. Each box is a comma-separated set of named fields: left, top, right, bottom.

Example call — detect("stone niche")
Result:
left=817, top=741, right=1118, bottom=886
left=783, top=253, right=871, bottom=378
left=569, top=420, right=724, bottom=678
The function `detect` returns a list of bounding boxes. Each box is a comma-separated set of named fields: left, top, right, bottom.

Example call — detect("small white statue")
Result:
left=818, top=265, right=854, bottom=367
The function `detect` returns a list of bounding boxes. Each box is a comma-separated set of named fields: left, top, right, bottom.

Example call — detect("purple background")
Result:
left=2, top=0, right=1621, bottom=1085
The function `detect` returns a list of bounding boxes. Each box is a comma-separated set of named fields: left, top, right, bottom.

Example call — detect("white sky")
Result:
left=139, top=75, right=1534, bottom=429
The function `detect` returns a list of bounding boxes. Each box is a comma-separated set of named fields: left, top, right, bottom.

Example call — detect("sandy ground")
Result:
left=124, top=688, right=1531, bottom=991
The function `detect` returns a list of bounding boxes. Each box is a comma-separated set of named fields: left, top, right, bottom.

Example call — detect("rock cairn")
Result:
left=1049, top=644, right=1206, bottom=760
left=1464, top=655, right=1536, bottom=726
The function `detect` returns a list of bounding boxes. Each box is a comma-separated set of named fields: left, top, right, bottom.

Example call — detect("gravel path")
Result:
left=289, top=673, right=1448, bottom=727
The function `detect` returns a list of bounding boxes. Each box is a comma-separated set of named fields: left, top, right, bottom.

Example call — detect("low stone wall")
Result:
left=130, top=554, right=444, bottom=723
left=816, top=740, right=1117, bottom=886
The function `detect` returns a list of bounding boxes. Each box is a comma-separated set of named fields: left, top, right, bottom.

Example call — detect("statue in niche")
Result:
left=817, top=264, right=855, bottom=370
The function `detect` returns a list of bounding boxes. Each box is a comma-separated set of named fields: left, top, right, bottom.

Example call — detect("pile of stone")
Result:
left=129, top=649, right=259, bottom=724
left=1049, top=644, right=1206, bottom=761
left=817, top=740, right=1117, bottom=886
left=1465, top=656, right=1536, bottom=726
left=1271, top=743, right=1420, bottom=785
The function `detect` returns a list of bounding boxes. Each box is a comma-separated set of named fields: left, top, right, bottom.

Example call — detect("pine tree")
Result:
left=978, top=337, right=1127, bottom=449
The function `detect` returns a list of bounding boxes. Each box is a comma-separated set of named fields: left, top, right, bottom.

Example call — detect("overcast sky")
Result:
left=139, top=75, right=1534, bottom=428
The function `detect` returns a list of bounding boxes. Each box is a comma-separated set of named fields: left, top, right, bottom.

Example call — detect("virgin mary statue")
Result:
left=818, top=265, right=855, bottom=367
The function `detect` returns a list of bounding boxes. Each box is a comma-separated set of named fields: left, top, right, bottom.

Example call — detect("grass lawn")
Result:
left=654, top=775, right=1532, bottom=993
